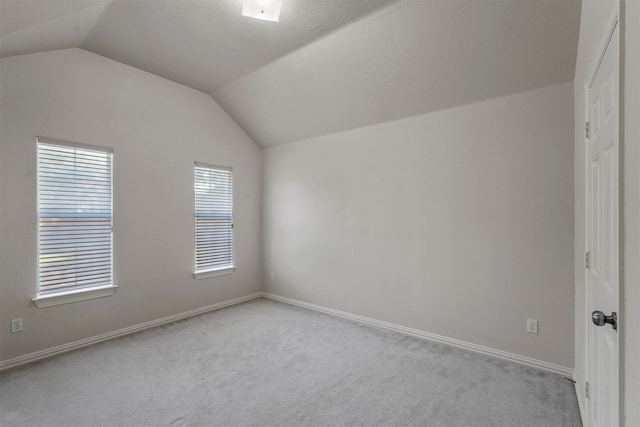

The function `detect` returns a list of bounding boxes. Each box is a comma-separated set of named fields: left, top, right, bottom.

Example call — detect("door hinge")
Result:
left=585, top=121, right=590, bottom=139
left=585, top=251, right=591, bottom=270
left=585, top=381, right=590, bottom=399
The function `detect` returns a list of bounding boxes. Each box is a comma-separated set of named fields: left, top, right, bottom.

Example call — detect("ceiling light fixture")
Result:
left=242, top=0, right=283, bottom=22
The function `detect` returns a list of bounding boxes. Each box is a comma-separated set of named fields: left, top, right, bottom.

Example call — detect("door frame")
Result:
left=583, top=3, right=621, bottom=424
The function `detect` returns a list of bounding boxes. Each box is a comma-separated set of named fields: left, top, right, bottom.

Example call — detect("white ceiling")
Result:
left=1, top=0, right=391, bottom=90
left=0, top=0, right=107, bottom=35
left=214, top=0, right=582, bottom=147
left=0, top=0, right=581, bottom=148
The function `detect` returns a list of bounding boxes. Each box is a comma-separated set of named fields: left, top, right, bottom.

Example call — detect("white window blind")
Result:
left=37, top=138, right=113, bottom=295
left=194, top=163, right=233, bottom=274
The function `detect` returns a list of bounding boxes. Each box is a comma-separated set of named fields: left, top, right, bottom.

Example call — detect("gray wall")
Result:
left=263, top=82, right=575, bottom=369
left=0, top=49, right=263, bottom=361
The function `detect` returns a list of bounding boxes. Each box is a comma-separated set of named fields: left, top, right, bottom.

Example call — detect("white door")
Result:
left=587, top=20, right=619, bottom=427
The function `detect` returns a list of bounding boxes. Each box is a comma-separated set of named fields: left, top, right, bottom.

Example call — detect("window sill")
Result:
left=193, top=266, right=236, bottom=280
left=33, top=284, right=118, bottom=308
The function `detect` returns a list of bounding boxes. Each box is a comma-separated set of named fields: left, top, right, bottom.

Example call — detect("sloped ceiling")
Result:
left=0, top=0, right=107, bottom=35
left=214, top=0, right=582, bottom=147
left=81, top=0, right=392, bottom=92
left=0, top=0, right=581, bottom=148
left=0, top=0, right=391, bottom=90
left=0, top=0, right=110, bottom=57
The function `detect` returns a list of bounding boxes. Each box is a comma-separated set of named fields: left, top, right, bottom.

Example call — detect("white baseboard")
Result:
left=2, top=291, right=574, bottom=378
left=261, top=292, right=574, bottom=377
left=0, top=292, right=262, bottom=372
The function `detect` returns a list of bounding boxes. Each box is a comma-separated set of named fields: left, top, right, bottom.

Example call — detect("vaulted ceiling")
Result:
left=0, top=0, right=581, bottom=148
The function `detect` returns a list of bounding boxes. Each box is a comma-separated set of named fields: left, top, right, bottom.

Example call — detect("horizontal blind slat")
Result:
left=194, top=165, right=233, bottom=272
left=40, top=270, right=112, bottom=285
left=38, top=141, right=113, bottom=295
left=40, top=262, right=112, bottom=274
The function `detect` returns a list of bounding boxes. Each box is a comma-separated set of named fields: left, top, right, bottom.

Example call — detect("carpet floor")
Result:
left=0, top=298, right=582, bottom=426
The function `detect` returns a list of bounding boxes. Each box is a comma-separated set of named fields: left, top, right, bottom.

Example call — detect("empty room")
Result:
left=0, top=0, right=638, bottom=425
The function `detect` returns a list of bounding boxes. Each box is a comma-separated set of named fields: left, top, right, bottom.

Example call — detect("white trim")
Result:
left=193, top=266, right=237, bottom=279
left=1, top=292, right=262, bottom=372
left=37, top=136, right=113, bottom=154
left=582, top=7, right=621, bottom=424
left=575, top=380, right=586, bottom=423
left=6, top=292, right=574, bottom=377
left=261, top=292, right=574, bottom=377
left=194, top=161, right=232, bottom=172
left=587, top=7, right=620, bottom=88
left=580, top=80, right=591, bottom=426
left=33, top=285, right=118, bottom=308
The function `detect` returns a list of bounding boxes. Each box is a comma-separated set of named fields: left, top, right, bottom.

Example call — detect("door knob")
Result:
left=592, top=310, right=617, bottom=331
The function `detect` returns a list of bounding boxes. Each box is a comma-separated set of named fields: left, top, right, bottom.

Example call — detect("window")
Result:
left=34, top=137, right=115, bottom=308
left=194, top=162, right=235, bottom=278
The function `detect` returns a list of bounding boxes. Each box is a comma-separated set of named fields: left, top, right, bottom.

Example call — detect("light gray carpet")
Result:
left=1, top=298, right=581, bottom=426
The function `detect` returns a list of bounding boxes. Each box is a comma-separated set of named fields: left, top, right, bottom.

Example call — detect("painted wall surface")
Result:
left=622, top=1, right=640, bottom=424
left=263, top=83, right=575, bottom=368
left=0, top=49, right=263, bottom=361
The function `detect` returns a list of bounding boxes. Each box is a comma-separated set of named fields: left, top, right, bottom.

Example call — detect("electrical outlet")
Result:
left=270, top=272, right=275, bottom=281
left=11, top=318, right=23, bottom=333
left=527, top=318, right=538, bottom=334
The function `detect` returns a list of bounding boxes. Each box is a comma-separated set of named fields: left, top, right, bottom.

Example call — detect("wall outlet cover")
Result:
left=11, top=318, right=24, bottom=333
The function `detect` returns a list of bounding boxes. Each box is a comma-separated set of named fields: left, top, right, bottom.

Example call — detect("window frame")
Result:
left=32, top=137, right=117, bottom=308
left=193, top=162, right=236, bottom=279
